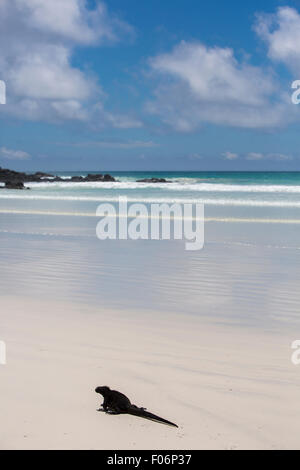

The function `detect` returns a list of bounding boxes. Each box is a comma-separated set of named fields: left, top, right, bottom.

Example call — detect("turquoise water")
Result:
left=2, top=171, right=300, bottom=202
left=56, top=170, right=300, bottom=185
left=1, top=171, right=300, bottom=220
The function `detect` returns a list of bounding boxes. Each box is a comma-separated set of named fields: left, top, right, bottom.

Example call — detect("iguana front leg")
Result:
left=97, top=399, right=108, bottom=412
left=102, top=397, right=109, bottom=412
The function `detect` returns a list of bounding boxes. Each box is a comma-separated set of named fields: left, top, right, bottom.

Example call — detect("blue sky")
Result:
left=1, top=0, right=300, bottom=171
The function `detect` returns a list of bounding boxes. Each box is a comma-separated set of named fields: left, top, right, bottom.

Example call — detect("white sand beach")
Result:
left=1, top=295, right=299, bottom=450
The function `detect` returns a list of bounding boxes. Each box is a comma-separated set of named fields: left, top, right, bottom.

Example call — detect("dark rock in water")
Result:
left=52, top=176, right=64, bottom=182
left=84, top=173, right=116, bottom=182
left=70, top=176, right=84, bottom=182
left=86, top=173, right=104, bottom=181
left=103, top=174, right=115, bottom=182
left=0, top=167, right=116, bottom=184
left=33, top=172, right=54, bottom=178
left=0, top=167, right=26, bottom=182
left=4, top=181, right=29, bottom=190
left=0, top=167, right=43, bottom=183
left=136, top=177, right=171, bottom=183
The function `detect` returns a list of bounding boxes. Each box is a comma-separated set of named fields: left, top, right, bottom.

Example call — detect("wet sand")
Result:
left=0, top=296, right=299, bottom=450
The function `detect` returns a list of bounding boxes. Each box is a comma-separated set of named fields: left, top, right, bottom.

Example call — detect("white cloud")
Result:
left=255, top=7, right=300, bottom=74
left=101, top=110, right=143, bottom=129
left=246, top=152, right=264, bottom=161
left=0, top=0, right=137, bottom=127
left=14, top=0, right=134, bottom=45
left=15, top=0, right=96, bottom=44
left=150, top=42, right=273, bottom=106
left=147, top=41, right=292, bottom=131
left=0, top=147, right=31, bottom=160
left=10, top=45, right=95, bottom=101
left=222, top=152, right=239, bottom=160
left=51, top=99, right=88, bottom=121
left=63, top=140, right=157, bottom=149
left=246, top=152, right=293, bottom=161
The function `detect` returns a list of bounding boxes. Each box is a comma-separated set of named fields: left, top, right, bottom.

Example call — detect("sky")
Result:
left=2, top=0, right=300, bottom=171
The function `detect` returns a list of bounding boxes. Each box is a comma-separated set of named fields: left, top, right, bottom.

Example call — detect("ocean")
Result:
left=1, top=171, right=300, bottom=330
left=1, top=171, right=300, bottom=217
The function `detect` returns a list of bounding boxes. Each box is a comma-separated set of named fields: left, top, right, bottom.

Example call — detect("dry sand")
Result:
left=0, top=295, right=299, bottom=450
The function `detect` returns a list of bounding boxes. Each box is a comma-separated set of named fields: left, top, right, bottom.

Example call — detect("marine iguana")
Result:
left=95, top=386, right=178, bottom=428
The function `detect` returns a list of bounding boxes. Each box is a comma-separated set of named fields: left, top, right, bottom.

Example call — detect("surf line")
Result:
left=0, top=209, right=300, bottom=224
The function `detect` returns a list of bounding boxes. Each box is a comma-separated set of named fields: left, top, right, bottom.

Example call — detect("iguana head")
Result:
left=95, top=386, right=110, bottom=395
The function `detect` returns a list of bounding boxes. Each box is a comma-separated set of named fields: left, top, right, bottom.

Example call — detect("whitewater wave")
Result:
left=1, top=193, right=300, bottom=207
left=22, top=180, right=300, bottom=193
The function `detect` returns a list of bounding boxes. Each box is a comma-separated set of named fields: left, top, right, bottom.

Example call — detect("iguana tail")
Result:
left=127, top=406, right=178, bottom=428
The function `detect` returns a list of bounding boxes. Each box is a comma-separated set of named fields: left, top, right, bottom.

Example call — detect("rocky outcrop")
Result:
left=136, top=177, right=171, bottom=183
left=85, top=173, right=116, bottom=182
left=0, top=168, right=28, bottom=182
left=1, top=181, right=29, bottom=190
left=0, top=168, right=176, bottom=186
left=70, top=176, right=84, bottom=182
left=0, top=168, right=54, bottom=183
left=0, top=167, right=116, bottom=184
left=33, top=172, right=54, bottom=178
left=69, top=174, right=115, bottom=183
